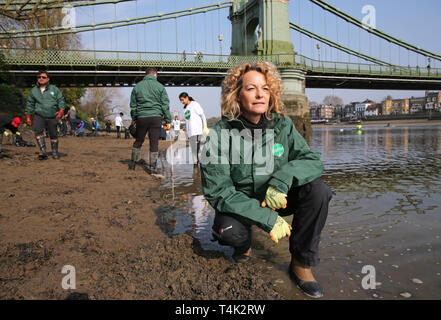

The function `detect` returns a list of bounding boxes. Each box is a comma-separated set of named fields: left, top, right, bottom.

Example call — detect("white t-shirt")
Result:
left=115, top=116, right=123, bottom=127
left=172, top=119, right=181, bottom=131
left=183, top=101, right=207, bottom=137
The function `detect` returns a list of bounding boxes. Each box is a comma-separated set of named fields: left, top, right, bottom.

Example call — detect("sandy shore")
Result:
left=312, top=119, right=441, bottom=128
left=0, top=129, right=281, bottom=300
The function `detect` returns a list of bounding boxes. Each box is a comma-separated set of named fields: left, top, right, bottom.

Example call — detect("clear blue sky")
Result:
left=75, top=0, right=441, bottom=119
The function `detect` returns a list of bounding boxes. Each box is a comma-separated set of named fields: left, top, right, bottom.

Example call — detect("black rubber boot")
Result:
left=51, top=140, right=59, bottom=159
left=129, top=147, right=140, bottom=170
left=36, top=136, right=48, bottom=160
left=149, top=151, right=159, bottom=174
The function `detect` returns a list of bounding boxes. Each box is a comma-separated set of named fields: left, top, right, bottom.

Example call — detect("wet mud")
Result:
left=0, top=129, right=282, bottom=300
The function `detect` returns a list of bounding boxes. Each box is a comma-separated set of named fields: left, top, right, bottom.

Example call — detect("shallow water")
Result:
left=155, top=126, right=441, bottom=299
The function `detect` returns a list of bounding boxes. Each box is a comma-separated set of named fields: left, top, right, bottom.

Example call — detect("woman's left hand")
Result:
left=261, top=186, right=287, bottom=210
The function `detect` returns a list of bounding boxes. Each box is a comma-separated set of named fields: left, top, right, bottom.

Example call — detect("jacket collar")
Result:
left=37, top=82, right=51, bottom=90
left=143, top=75, right=157, bottom=81
left=225, top=111, right=282, bottom=131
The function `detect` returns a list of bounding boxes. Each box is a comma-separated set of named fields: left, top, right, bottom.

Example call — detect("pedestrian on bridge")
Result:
left=129, top=67, right=171, bottom=173
left=179, top=92, right=209, bottom=165
left=200, top=61, right=333, bottom=299
left=25, top=70, right=66, bottom=160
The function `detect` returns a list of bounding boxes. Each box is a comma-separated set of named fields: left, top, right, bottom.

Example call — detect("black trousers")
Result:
left=133, top=116, right=162, bottom=151
left=212, top=178, right=333, bottom=266
left=33, top=114, right=58, bottom=140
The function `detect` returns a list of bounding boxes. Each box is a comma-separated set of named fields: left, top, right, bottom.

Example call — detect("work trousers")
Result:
left=212, top=178, right=333, bottom=267
left=33, top=114, right=58, bottom=140
left=189, top=134, right=202, bottom=163
left=133, top=116, right=162, bottom=152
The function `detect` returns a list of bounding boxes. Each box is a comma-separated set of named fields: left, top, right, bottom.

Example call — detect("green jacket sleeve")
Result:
left=130, top=88, right=138, bottom=120
left=268, top=119, right=324, bottom=194
left=200, top=129, right=279, bottom=233
left=160, top=87, right=171, bottom=123
left=25, top=88, right=36, bottom=115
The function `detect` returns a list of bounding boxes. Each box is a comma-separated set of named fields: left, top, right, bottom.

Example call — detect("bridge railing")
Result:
left=1, top=48, right=439, bottom=77
left=294, top=54, right=440, bottom=77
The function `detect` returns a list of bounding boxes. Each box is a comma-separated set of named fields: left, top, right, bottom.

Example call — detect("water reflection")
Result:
left=154, top=125, right=441, bottom=299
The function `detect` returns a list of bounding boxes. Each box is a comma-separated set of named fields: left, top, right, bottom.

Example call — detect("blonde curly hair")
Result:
left=221, top=61, right=285, bottom=120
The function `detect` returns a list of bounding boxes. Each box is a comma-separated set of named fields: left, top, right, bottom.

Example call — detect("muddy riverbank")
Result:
left=0, top=129, right=282, bottom=300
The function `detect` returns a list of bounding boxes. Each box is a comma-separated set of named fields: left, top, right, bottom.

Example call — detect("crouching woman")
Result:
left=200, top=62, right=333, bottom=298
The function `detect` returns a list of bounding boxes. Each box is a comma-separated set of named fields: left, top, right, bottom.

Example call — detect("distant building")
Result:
left=409, top=96, right=425, bottom=113
left=344, top=102, right=358, bottom=118
left=382, top=99, right=393, bottom=115
left=365, top=103, right=382, bottom=116
left=333, top=104, right=344, bottom=119
left=319, top=105, right=334, bottom=119
left=391, top=98, right=410, bottom=114
left=309, top=104, right=320, bottom=119
left=355, top=99, right=376, bottom=117
left=425, top=91, right=441, bottom=111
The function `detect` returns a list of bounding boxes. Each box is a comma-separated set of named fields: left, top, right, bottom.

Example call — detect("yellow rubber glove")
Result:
left=269, top=216, right=292, bottom=244
left=203, top=125, right=209, bottom=136
left=261, top=186, right=287, bottom=210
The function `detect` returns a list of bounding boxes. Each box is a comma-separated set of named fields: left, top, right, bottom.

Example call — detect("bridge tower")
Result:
left=229, top=0, right=311, bottom=141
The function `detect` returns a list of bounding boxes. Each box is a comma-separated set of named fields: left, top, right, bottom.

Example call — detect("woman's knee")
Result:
left=212, top=214, right=251, bottom=249
left=308, top=178, right=333, bottom=204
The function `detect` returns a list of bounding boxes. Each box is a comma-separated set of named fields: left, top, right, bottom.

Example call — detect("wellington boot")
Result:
left=51, top=140, right=60, bottom=159
left=36, top=136, right=48, bottom=160
left=149, top=151, right=159, bottom=174
left=129, top=147, right=140, bottom=170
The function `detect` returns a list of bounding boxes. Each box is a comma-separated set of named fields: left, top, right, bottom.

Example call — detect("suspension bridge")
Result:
left=1, top=0, right=441, bottom=136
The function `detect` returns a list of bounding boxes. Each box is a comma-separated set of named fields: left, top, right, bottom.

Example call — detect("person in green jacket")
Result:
left=200, top=62, right=333, bottom=298
left=25, top=70, right=66, bottom=160
left=129, top=67, right=171, bottom=172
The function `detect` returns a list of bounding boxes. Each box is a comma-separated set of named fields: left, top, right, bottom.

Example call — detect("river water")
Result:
left=155, top=125, right=441, bottom=299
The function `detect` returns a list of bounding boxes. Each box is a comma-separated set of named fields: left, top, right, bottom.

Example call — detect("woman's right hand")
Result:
left=269, top=216, right=292, bottom=244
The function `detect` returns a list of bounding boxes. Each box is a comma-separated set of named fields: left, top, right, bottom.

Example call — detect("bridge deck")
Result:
left=2, top=48, right=440, bottom=89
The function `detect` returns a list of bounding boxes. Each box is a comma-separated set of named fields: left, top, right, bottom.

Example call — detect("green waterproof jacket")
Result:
left=130, top=75, right=171, bottom=123
left=200, top=112, right=324, bottom=233
left=25, top=83, right=66, bottom=118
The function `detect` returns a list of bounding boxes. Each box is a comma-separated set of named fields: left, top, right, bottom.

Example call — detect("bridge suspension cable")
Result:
left=289, top=22, right=400, bottom=68
left=309, top=0, right=441, bottom=62
left=0, top=1, right=233, bottom=39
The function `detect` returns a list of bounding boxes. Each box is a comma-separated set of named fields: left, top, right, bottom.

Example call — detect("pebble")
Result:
left=392, top=264, right=399, bottom=268
left=400, top=292, right=412, bottom=298
left=411, top=278, right=423, bottom=284
left=275, top=279, right=284, bottom=284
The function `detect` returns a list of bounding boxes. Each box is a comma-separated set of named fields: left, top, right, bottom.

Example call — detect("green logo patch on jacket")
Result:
left=184, top=110, right=191, bottom=120
left=273, top=143, right=284, bottom=157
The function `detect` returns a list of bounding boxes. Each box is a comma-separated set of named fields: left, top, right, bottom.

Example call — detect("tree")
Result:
left=1, top=8, right=81, bottom=50
left=323, top=95, right=343, bottom=106
left=62, top=87, right=86, bottom=109
left=80, top=88, right=122, bottom=121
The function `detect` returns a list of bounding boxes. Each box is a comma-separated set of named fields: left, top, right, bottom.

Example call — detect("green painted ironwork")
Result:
left=1, top=0, right=133, bottom=12
left=310, top=0, right=441, bottom=62
left=289, top=22, right=401, bottom=68
left=0, top=1, right=233, bottom=39
left=1, top=48, right=439, bottom=78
